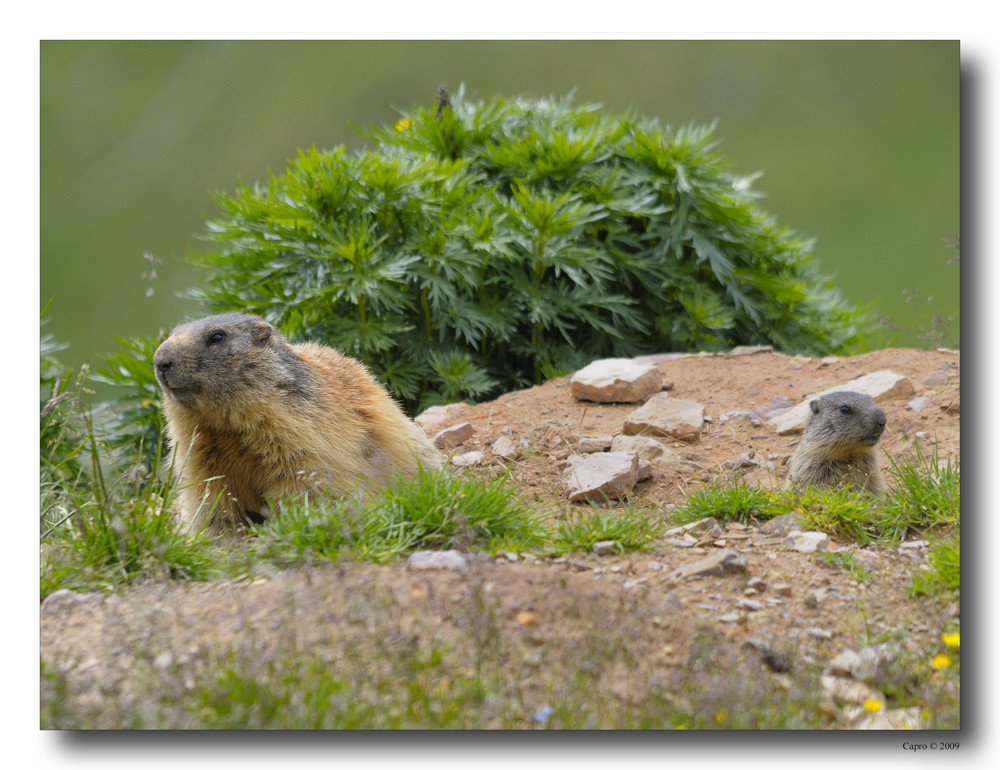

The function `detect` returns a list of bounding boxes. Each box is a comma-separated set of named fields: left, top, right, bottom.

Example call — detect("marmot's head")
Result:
left=154, top=314, right=307, bottom=411
left=806, top=391, right=887, bottom=447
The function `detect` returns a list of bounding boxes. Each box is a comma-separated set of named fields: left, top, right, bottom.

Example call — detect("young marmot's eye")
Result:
left=839, top=405, right=852, bottom=414
left=208, top=330, right=226, bottom=344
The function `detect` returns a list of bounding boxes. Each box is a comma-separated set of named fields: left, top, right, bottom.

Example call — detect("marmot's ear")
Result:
left=251, top=320, right=273, bottom=345
left=809, top=399, right=821, bottom=414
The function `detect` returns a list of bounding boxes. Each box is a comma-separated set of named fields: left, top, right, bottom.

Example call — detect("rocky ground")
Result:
left=40, top=346, right=960, bottom=729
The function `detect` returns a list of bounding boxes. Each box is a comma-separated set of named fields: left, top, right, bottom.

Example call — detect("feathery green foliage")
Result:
left=189, top=86, right=875, bottom=414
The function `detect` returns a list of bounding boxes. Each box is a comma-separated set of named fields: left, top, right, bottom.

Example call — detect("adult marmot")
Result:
left=787, top=391, right=887, bottom=494
left=153, top=313, right=443, bottom=533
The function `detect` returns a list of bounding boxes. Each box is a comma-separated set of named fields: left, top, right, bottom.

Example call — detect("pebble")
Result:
left=591, top=540, right=620, bottom=556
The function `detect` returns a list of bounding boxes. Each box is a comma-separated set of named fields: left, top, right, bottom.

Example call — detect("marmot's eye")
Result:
left=208, top=330, right=226, bottom=344
left=839, top=405, right=852, bottom=414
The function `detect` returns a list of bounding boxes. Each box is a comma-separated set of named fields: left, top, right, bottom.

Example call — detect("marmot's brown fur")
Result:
left=787, top=391, right=887, bottom=494
left=153, top=313, right=443, bottom=533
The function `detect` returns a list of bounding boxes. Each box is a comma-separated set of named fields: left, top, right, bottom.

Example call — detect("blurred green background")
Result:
left=40, top=40, right=960, bottom=382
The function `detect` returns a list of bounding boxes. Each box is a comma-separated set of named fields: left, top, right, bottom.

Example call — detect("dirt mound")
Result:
left=40, top=347, right=960, bottom=728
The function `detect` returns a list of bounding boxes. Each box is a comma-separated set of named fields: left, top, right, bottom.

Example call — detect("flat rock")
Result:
left=768, top=370, right=915, bottom=435
left=663, top=516, right=718, bottom=537
left=490, top=435, right=522, bottom=460
left=570, top=358, right=663, bottom=403
left=591, top=540, right=620, bottom=556
left=729, top=345, right=774, bottom=356
left=782, top=531, right=829, bottom=553
left=448, top=450, right=485, bottom=467
left=668, top=550, right=748, bottom=582
left=610, top=434, right=682, bottom=467
left=407, top=550, right=469, bottom=569
left=622, top=393, right=705, bottom=443
left=577, top=436, right=614, bottom=453
left=41, top=589, right=104, bottom=615
left=760, top=512, right=805, bottom=535
left=433, top=422, right=475, bottom=451
left=414, top=403, right=469, bottom=434
left=564, top=451, right=639, bottom=503
left=924, top=370, right=949, bottom=387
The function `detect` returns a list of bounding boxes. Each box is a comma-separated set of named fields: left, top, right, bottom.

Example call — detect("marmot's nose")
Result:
left=155, top=360, right=173, bottom=380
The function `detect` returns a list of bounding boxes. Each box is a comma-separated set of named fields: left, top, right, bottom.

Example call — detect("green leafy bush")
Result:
left=188, top=86, right=874, bottom=414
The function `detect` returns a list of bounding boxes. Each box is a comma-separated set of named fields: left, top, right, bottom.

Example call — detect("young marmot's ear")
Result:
left=809, top=399, right=821, bottom=414
left=250, top=320, right=274, bottom=345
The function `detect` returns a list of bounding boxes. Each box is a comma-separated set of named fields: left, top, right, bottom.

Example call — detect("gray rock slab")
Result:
left=570, top=358, right=663, bottom=403
left=415, top=403, right=469, bottom=434
left=622, top=393, right=705, bottom=443
left=564, top=451, right=639, bottom=503
left=433, top=422, right=475, bottom=450
left=610, top=434, right=682, bottom=467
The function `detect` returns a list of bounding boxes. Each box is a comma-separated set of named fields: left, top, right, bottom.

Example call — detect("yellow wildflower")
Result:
left=932, top=653, right=951, bottom=670
left=863, top=698, right=882, bottom=713
left=715, top=708, right=729, bottom=723
left=941, top=632, right=960, bottom=650
left=395, top=117, right=414, bottom=132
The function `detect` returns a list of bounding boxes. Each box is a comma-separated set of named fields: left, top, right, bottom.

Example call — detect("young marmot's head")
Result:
left=154, top=313, right=307, bottom=409
left=806, top=391, right=887, bottom=447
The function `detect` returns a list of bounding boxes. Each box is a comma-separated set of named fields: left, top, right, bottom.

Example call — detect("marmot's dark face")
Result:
left=153, top=314, right=279, bottom=406
left=809, top=392, right=887, bottom=447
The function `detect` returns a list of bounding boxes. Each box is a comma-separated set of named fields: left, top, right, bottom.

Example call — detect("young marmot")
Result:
left=787, top=391, right=887, bottom=494
left=153, top=313, right=443, bottom=533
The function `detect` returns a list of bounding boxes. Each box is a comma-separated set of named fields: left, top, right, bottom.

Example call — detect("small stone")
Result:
left=515, top=611, right=538, bottom=626
left=746, top=577, right=767, bottom=593
left=570, top=358, right=663, bottom=403
left=433, top=422, right=475, bottom=451
left=907, top=396, right=932, bottom=413
left=407, top=550, right=469, bottom=569
left=448, top=450, right=485, bottom=467
left=610, top=434, right=682, bottom=467
left=591, top=540, right=620, bottom=556
left=152, top=652, right=174, bottom=670
left=760, top=512, right=805, bottom=535
left=924, top=370, right=949, bottom=387
left=737, top=599, right=765, bottom=612
left=415, top=403, right=469, bottom=434
left=664, top=517, right=718, bottom=537
left=491, top=435, right=522, bottom=460
left=577, top=436, right=614, bottom=453
left=807, top=627, right=834, bottom=641
left=564, top=452, right=639, bottom=503
left=668, top=550, right=748, bottom=581
left=719, top=613, right=741, bottom=624
left=729, top=345, right=774, bottom=356
left=744, top=638, right=792, bottom=672
left=40, top=589, right=104, bottom=615
left=782, top=531, right=829, bottom=553
left=623, top=393, right=705, bottom=443
left=773, top=583, right=793, bottom=596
